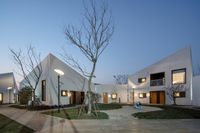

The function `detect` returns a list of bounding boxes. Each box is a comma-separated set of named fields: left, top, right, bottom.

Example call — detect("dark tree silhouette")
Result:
left=10, top=45, right=42, bottom=105
left=63, top=0, right=114, bottom=114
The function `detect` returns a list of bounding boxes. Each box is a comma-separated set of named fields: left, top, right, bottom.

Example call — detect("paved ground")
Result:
left=0, top=105, right=200, bottom=133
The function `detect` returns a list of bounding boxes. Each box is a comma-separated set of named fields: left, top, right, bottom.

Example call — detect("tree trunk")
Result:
left=87, top=61, right=96, bottom=114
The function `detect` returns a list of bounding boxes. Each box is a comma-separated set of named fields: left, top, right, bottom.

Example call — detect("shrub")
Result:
left=18, top=86, right=32, bottom=105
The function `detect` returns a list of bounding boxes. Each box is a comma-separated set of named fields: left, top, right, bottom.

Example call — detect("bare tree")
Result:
left=10, top=45, right=42, bottom=105
left=63, top=0, right=114, bottom=114
left=165, top=84, right=186, bottom=105
left=113, top=74, right=128, bottom=84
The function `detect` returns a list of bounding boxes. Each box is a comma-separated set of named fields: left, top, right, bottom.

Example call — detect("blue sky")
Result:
left=0, top=0, right=200, bottom=84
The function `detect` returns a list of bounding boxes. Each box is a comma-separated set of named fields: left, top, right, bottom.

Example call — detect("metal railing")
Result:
left=150, top=79, right=165, bottom=86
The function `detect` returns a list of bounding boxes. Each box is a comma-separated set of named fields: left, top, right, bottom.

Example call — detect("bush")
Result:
left=18, top=86, right=32, bottom=105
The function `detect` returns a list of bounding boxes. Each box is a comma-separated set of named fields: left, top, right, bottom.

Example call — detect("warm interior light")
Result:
left=173, top=70, right=185, bottom=84
left=54, top=69, right=64, bottom=76
left=141, top=78, right=146, bottom=82
left=175, top=92, right=180, bottom=97
left=108, top=94, right=111, bottom=98
left=111, top=93, right=117, bottom=99
left=0, top=93, right=2, bottom=101
left=146, top=93, right=150, bottom=97
left=139, top=93, right=143, bottom=98
left=62, top=91, right=67, bottom=96
left=7, top=87, right=12, bottom=90
left=67, top=91, right=71, bottom=97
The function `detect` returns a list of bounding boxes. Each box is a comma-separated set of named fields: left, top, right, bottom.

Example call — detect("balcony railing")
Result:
left=150, top=79, right=165, bottom=86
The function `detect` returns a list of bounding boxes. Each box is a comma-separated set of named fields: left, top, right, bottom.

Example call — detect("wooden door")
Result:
left=70, top=91, right=76, bottom=104
left=103, top=92, right=108, bottom=104
left=150, top=91, right=157, bottom=104
left=159, top=91, right=165, bottom=104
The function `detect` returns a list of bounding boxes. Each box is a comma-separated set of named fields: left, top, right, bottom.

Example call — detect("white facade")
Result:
left=192, top=75, right=200, bottom=106
left=20, top=53, right=94, bottom=105
left=18, top=47, right=200, bottom=106
left=95, top=84, right=130, bottom=104
left=128, top=47, right=193, bottom=105
left=0, top=72, right=18, bottom=104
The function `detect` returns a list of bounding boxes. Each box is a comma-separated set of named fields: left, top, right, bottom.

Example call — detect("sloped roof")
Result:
left=0, top=72, right=17, bottom=90
left=130, top=47, right=192, bottom=76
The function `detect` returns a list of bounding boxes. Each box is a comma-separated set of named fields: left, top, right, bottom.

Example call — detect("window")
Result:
left=150, top=72, right=165, bottom=86
left=175, top=91, right=186, bottom=98
left=61, top=90, right=67, bottom=96
left=61, top=90, right=71, bottom=97
left=138, top=93, right=146, bottom=98
left=172, top=68, right=186, bottom=84
left=138, top=77, right=146, bottom=83
left=41, top=80, right=46, bottom=101
left=0, top=93, right=3, bottom=103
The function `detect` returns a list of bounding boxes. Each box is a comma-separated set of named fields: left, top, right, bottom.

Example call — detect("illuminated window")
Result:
left=111, top=93, right=117, bottom=99
left=172, top=69, right=186, bottom=84
left=175, top=92, right=186, bottom=98
left=0, top=93, right=3, bottom=102
left=138, top=77, right=146, bottom=83
left=138, top=93, right=146, bottom=98
left=61, top=90, right=71, bottom=97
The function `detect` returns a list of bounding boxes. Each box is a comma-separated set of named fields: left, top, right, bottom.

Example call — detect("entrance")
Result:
left=150, top=91, right=165, bottom=104
left=70, top=91, right=85, bottom=105
left=103, top=92, right=108, bottom=104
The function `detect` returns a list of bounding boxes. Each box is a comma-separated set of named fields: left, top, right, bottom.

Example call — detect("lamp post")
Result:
left=7, top=87, right=12, bottom=104
left=54, top=69, right=64, bottom=113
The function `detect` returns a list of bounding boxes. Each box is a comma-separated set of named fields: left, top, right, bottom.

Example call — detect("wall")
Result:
left=95, top=84, right=128, bottom=103
left=192, top=75, right=200, bottom=106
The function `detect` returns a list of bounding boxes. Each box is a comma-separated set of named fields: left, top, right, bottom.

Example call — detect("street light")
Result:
left=7, top=87, right=12, bottom=104
left=54, top=69, right=64, bottom=113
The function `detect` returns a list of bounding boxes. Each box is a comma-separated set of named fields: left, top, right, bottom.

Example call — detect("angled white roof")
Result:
left=130, top=47, right=192, bottom=77
left=0, top=72, right=17, bottom=90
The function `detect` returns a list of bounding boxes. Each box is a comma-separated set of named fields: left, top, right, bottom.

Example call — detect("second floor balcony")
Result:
left=150, top=78, right=165, bottom=86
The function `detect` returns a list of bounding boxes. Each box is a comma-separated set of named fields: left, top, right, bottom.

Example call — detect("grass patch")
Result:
left=43, top=107, right=108, bottom=119
left=0, top=114, right=34, bottom=133
left=97, top=103, right=122, bottom=110
left=133, top=105, right=200, bottom=119
left=9, top=104, right=27, bottom=109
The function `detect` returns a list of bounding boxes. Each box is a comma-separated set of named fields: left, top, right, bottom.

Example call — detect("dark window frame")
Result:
left=138, top=93, right=147, bottom=98
left=138, top=77, right=146, bottom=83
left=150, top=72, right=165, bottom=86
left=41, top=80, right=46, bottom=101
left=175, top=91, right=186, bottom=98
left=171, top=68, right=186, bottom=85
left=61, top=90, right=68, bottom=96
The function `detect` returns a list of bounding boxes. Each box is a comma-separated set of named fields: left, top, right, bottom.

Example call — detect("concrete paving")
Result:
left=0, top=105, right=200, bottom=133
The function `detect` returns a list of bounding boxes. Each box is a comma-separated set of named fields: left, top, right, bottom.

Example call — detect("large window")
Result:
left=150, top=72, right=165, bottom=86
left=41, top=80, right=46, bottom=101
left=138, top=77, right=146, bottom=83
left=172, top=68, right=186, bottom=84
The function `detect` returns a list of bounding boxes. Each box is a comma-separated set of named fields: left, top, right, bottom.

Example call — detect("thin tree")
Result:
left=10, top=45, right=43, bottom=105
left=165, top=84, right=186, bottom=105
left=63, top=0, right=114, bottom=114
left=113, top=74, right=128, bottom=84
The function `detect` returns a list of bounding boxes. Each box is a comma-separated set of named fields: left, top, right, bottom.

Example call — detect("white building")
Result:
left=19, top=47, right=200, bottom=106
left=20, top=53, right=94, bottom=105
left=128, top=47, right=193, bottom=105
left=0, top=72, right=18, bottom=104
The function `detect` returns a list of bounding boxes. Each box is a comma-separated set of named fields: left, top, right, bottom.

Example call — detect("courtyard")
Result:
left=0, top=104, right=200, bottom=133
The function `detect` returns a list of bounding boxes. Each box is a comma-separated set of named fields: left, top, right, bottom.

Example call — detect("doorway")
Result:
left=150, top=91, right=165, bottom=104
left=103, top=92, right=108, bottom=104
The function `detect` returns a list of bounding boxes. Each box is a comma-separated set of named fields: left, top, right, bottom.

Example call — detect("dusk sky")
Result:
left=0, top=0, right=200, bottom=84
